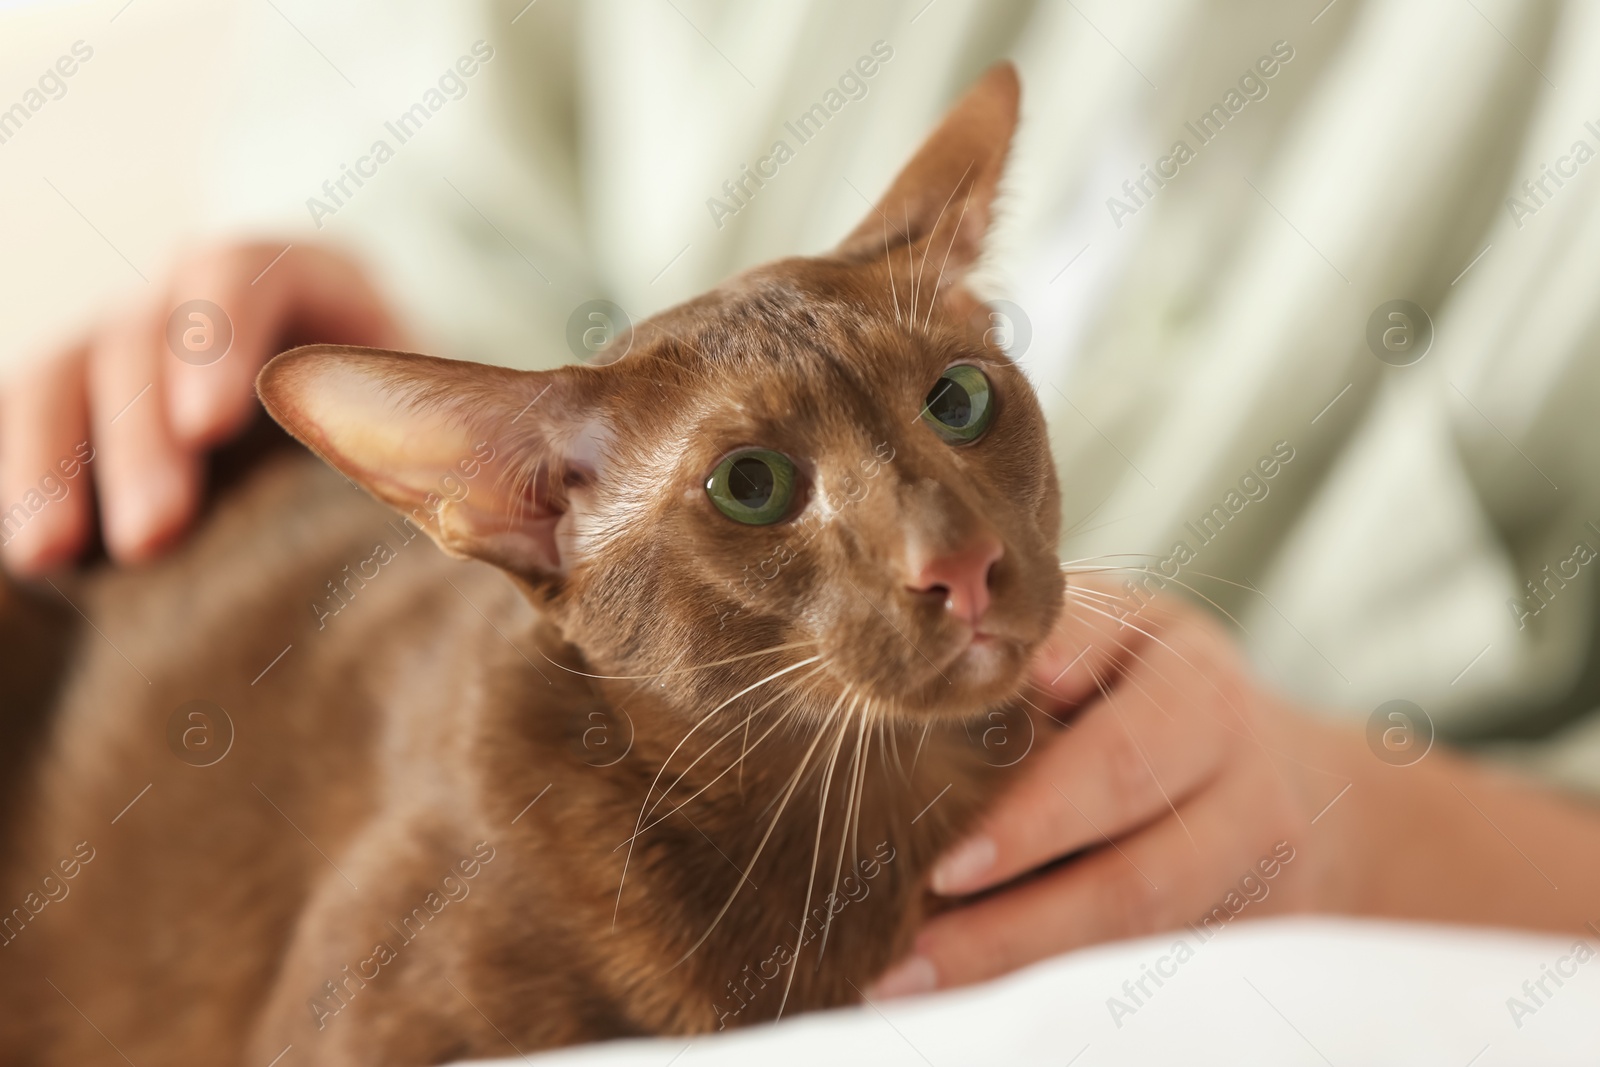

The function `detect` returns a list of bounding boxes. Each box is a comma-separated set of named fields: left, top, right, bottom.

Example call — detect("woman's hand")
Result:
left=873, top=579, right=1600, bottom=999
left=870, top=583, right=1336, bottom=997
left=0, top=242, right=401, bottom=573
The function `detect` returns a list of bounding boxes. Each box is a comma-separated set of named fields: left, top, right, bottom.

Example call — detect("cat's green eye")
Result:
left=921, top=364, right=995, bottom=443
left=706, top=448, right=798, bottom=525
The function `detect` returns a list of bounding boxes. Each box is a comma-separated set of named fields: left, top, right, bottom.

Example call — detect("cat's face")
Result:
left=553, top=255, right=1061, bottom=720
left=258, top=63, right=1057, bottom=724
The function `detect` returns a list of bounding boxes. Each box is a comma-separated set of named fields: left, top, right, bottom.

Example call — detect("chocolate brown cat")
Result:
left=0, top=64, right=1062, bottom=1065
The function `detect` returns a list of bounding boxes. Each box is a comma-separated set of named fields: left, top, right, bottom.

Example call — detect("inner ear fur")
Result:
left=256, top=344, right=606, bottom=579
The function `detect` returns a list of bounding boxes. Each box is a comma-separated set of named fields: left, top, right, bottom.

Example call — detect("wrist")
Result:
left=1301, top=715, right=1600, bottom=931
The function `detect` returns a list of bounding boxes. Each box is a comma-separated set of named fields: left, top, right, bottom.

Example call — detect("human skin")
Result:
left=872, top=582, right=1600, bottom=997
left=0, top=242, right=401, bottom=572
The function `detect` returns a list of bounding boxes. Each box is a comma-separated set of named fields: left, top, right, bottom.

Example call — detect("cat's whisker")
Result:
left=1012, top=689, right=1061, bottom=730
left=922, top=181, right=974, bottom=334
left=1020, top=679, right=1067, bottom=705
left=904, top=198, right=918, bottom=328
left=890, top=715, right=911, bottom=782
left=1062, top=586, right=1128, bottom=612
left=1061, top=580, right=1123, bottom=601
left=872, top=715, right=883, bottom=776
left=635, top=643, right=712, bottom=690
left=1057, top=489, right=1122, bottom=540
left=850, top=710, right=871, bottom=869
left=1070, top=596, right=1309, bottom=782
left=613, top=654, right=821, bottom=930
left=1062, top=564, right=1250, bottom=637
left=845, top=709, right=872, bottom=875
left=671, top=691, right=842, bottom=971
left=1056, top=550, right=1175, bottom=568
left=813, top=703, right=868, bottom=971
left=1061, top=584, right=1131, bottom=608
left=1120, top=570, right=1256, bottom=634
left=1060, top=551, right=1251, bottom=584
left=1097, top=595, right=1337, bottom=792
left=873, top=714, right=885, bottom=778
left=913, top=160, right=972, bottom=335
left=1072, top=616, right=1184, bottom=730
left=533, top=638, right=819, bottom=684
left=1027, top=611, right=1291, bottom=774
left=1060, top=597, right=1321, bottom=850
left=882, top=212, right=902, bottom=327
left=1080, top=653, right=1197, bottom=849
left=1060, top=552, right=1240, bottom=604
left=624, top=667, right=825, bottom=845
left=620, top=710, right=801, bottom=851
left=650, top=653, right=820, bottom=790
left=1062, top=596, right=1188, bottom=671
left=712, top=647, right=807, bottom=800
left=597, top=647, right=695, bottom=741
left=638, top=688, right=795, bottom=827
left=880, top=711, right=908, bottom=783
left=737, top=699, right=753, bottom=795
left=776, top=696, right=856, bottom=1018
left=1059, top=556, right=1165, bottom=575
left=910, top=718, right=933, bottom=772
left=1062, top=590, right=1145, bottom=629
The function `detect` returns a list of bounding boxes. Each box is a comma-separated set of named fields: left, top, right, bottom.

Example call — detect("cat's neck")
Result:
left=496, top=621, right=1022, bottom=1032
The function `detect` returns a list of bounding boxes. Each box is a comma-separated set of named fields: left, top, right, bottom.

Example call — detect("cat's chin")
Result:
left=957, top=632, right=1014, bottom=680
left=948, top=632, right=1031, bottom=704
left=870, top=631, right=1034, bottom=722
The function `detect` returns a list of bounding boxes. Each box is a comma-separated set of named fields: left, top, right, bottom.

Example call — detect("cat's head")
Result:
left=258, top=63, right=1061, bottom=723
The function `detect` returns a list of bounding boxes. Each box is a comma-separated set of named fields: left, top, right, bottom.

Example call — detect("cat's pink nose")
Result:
left=907, top=535, right=1003, bottom=627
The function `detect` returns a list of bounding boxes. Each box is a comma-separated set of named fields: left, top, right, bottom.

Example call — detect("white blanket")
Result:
left=461, top=918, right=1599, bottom=1067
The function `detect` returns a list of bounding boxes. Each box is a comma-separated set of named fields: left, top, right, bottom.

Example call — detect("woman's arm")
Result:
left=873, top=581, right=1600, bottom=997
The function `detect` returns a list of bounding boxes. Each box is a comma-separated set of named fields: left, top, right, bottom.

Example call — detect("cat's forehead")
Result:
left=593, top=258, right=991, bottom=478
left=627, top=260, right=959, bottom=400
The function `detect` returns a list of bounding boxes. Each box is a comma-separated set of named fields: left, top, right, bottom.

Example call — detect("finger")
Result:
left=1029, top=575, right=1184, bottom=709
left=934, top=617, right=1243, bottom=895
left=892, top=759, right=1297, bottom=993
left=164, top=244, right=402, bottom=447
left=88, top=303, right=202, bottom=562
left=0, top=348, right=95, bottom=572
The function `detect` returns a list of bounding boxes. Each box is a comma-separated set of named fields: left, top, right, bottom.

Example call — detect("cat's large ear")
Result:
left=835, top=61, right=1019, bottom=280
left=257, top=345, right=609, bottom=581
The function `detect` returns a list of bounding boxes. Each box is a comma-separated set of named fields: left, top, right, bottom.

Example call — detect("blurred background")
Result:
left=4, top=0, right=1600, bottom=788
left=0, top=0, right=230, bottom=366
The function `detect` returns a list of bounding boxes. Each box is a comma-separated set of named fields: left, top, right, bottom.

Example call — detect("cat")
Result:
left=0, top=62, right=1062, bottom=1065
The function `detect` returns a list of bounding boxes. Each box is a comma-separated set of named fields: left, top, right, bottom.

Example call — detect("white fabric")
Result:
left=452, top=918, right=1600, bottom=1067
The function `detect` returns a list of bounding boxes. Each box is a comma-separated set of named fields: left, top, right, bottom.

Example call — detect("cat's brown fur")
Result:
left=0, top=63, right=1061, bottom=1065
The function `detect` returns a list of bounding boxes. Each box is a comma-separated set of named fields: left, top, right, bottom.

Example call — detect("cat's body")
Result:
left=0, top=451, right=1001, bottom=1064
left=0, top=64, right=1062, bottom=1065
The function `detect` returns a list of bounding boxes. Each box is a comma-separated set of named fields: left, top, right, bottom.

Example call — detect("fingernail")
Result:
left=868, top=956, right=937, bottom=1000
left=930, top=835, right=995, bottom=895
